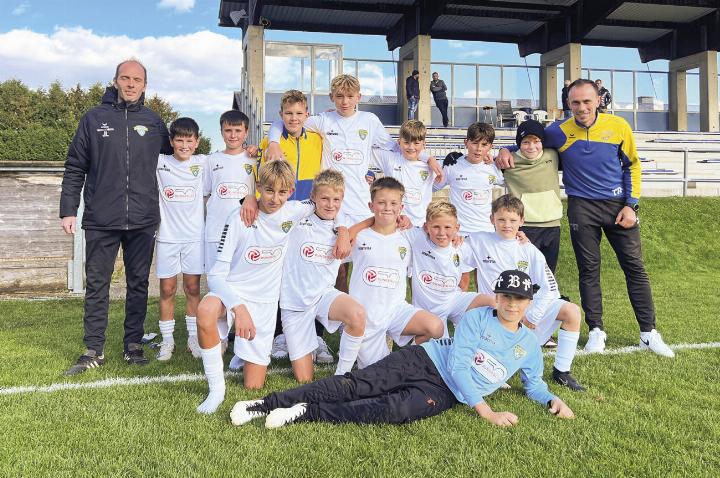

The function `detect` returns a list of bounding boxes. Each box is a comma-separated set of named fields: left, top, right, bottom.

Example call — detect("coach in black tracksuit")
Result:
left=60, top=60, right=171, bottom=375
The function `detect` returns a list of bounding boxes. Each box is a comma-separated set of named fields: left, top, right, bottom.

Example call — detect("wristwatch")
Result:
left=626, top=202, right=639, bottom=212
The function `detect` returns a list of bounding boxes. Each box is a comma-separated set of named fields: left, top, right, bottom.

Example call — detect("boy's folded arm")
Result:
left=348, top=217, right=374, bottom=239
left=427, top=156, right=444, bottom=184
left=332, top=226, right=351, bottom=259
left=240, top=194, right=259, bottom=227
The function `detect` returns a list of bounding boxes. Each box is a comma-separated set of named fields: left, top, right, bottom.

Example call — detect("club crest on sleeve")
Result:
left=358, top=129, right=368, bottom=140
left=189, top=165, right=201, bottom=177
left=281, top=221, right=293, bottom=233
left=398, top=246, right=407, bottom=260
left=133, top=125, right=148, bottom=137
left=513, top=344, right=527, bottom=359
left=244, top=164, right=253, bottom=175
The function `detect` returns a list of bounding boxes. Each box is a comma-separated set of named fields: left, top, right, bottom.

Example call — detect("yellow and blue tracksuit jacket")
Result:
left=258, top=127, right=323, bottom=200
left=542, top=113, right=641, bottom=207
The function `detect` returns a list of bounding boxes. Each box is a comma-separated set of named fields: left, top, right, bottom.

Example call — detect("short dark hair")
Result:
left=569, top=79, right=600, bottom=95
left=466, top=122, right=495, bottom=143
left=220, top=110, right=250, bottom=129
left=169, top=117, right=200, bottom=139
left=114, top=59, right=147, bottom=84
left=492, top=194, right=524, bottom=218
left=370, top=176, right=405, bottom=201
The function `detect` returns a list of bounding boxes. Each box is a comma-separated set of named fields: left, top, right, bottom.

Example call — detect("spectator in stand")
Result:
left=430, top=72, right=449, bottom=127
left=596, top=79, right=612, bottom=113
left=561, top=80, right=572, bottom=119
left=406, top=69, right=420, bottom=120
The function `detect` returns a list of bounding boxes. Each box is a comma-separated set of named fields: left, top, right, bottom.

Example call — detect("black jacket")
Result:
left=406, top=75, right=420, bottom=99
left=60, top=87, right=171, bottom=230
left=561, top=86, right=570, bottom=111
left=430, top=79, right=448, bottom=101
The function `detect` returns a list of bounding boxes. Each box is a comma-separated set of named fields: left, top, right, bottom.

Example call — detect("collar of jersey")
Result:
left=282, top=126, right=307, bottom=140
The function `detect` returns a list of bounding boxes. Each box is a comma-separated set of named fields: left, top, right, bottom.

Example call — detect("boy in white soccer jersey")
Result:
left=155, top=117, right=206, bottom=362
left=263, top=74, right=442, bottom=291
left=435, top=122, right=504, bottom=290
left=229, top=269, right=575, bottom=429
left=349, top=177, right=444, bottom=369
left=371, top=120, right=436, bottom=227
left=194, top=160, right=349, bottom=414
left=464, top=194, right=585, bottom=391
left=280, top=169, right=366, bottom=382
left=204, top=110, right=257, bottom=361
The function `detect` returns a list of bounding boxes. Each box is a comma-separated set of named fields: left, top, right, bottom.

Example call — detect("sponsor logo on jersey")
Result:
left=482, top=255, right=495, bottom=264
left=453, top=253, right=460, bottom=267
left=300, top=242, right=335, bottom=265
left=157, top=164, right=171, bottom=172
left=281, top=221, right=293, bottom=233
left=133, top=125, right=148, bottom=137
left=357, top=242, right=372, bottom=251
left=189, top=165, right=201, bottom=177
left=421, top=250, right=436, bottom=260
left=513, top=344, right=526, bottom=359
left=419, top=170, right=429, bottom=181
left=398, top=246, right=407, bottom=260
left=97, top=123, right=114, bottom=138
left=358, top=129, right=368, bottom=140
left=244, top=245, right=283, bottom=264
left=403, top=188, right=422, bottom=205
left=488, top=175, right=497, bottom=185
left=217, top=182, right=249, bottom=199
left=418, top=270, right=457, bottom=292
left=332, top=149, right=364, bottom=165
left=471, top=349, right=507, bottom=383
left=362, top=266, right=400, bottom=289
left=162, top=186, right=196, bottom=202
left=244, top=164, right=253, bottom=175
left=517, top=260, right=529, bottom=272
left=212, top=163, right=224, bottom=171
left=326, top=130, right=339, bottom=136
left=460, top=189, right=490, bottom=205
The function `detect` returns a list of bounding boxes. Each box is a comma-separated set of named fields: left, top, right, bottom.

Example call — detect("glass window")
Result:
left=264, top=43, right=311, bottom=92
left=314, top=46, right=341, bottom=93
left=612, top=71, right=633, bottom=110
left=635, top=71, right=668, bottom=111
left=477, top=66, right=501, bottom=107
left=357, top=61, right=397, bottom=103
left=503, top=66, right=539, bottom=109
left=452, top=65, right=477, bottom=107
left=686, top=69, right=700, bottom=113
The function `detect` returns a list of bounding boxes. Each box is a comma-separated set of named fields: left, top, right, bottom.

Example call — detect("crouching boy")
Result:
left=230, top=269, right=574, bottom=428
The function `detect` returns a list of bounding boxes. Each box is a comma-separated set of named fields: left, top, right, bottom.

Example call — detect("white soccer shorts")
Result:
left=530, top=298, right=564, bottom=343
left=155, top=241, right=204, bottom=278
left=281, top=288, right=345, bottom=361
left=356, top=301, right=420, bottom=369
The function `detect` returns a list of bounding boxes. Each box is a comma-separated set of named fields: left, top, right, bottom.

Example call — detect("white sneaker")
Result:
left=187, top=335, right=201, bottom=358
left=229, top=355, right=245, bottom=370
left=265, top=403, right=308, bottom=429
left=584, top=328, right=607, bottom=353
left=313, top=337, right=334, bottom=364
left=230, top=399, right=266, bottom=426
left=271, top=334, right=289, bottom=360
left=640, top=329, right=675, bottom=358
left=156, top=341, right=175, bottom=361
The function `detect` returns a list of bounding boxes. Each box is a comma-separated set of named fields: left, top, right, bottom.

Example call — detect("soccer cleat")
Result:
left=123, top=343, right=149, bottom=366
left=542, top=338, right=557, bottom=348
left=64, top=350, right=105, bottom=376
left=584, top=328, right=607, bottom=354
left=313, top=337, right=334, bottom=364
left=552, top=368, right=586, bottom=392
left=229, top=355, right=245, bottom=371
left=156, top=341, right=175, bottom=362
left=265, top=403, right=308, bottom=429
left=187, top=335, right=201, bottom=358
left=270, top=334, right=289, bottom=360
left=640, top=329, right=675, bottom=358
left=230, top=399, right=267, bottom=426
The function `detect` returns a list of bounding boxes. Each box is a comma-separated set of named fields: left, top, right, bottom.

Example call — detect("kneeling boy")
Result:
left=230, top=269, right=574, bottom=428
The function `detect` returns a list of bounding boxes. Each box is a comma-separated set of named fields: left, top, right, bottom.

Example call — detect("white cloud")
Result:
left=356, top=63, right=396, bottom=97
left=458, top=50, right=488, bottom=59
left=0, top=27, right=244, bottom=116
left=157, top=0, right=195, bottom=13
left=463, top=89, right=492, bottom=99
left=448, top=40, right=465, bottom=49
left=12, top=2, right=29, bottom=15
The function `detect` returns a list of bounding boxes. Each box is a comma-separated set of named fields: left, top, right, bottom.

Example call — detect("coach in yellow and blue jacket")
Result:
left=497, top=78, right=674, bottom=359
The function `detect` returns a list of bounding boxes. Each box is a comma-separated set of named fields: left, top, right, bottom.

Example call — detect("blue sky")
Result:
left=1, top=0, right=679, bottom=148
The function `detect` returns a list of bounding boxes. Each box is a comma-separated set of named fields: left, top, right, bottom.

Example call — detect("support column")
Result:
left=540, top=43, right=581, bottom=114
left=397, top=35, right=431, bottom=125
left=242, top=25, right=265, bottom=113
left=669, top=50, right=718, bottom=132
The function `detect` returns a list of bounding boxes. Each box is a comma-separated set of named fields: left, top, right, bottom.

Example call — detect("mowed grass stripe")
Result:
left=3, top=341, right=717, bottom=396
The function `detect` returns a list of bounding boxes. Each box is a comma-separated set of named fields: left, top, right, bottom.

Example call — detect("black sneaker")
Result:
left=552, top=367, right=586, bottom=392
left=124, top=343, right=149, bottom=366
left=65, top=350, right=105, bottom=376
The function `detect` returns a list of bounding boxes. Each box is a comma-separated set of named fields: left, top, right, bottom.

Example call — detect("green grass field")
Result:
left=2, top=197, right=719, bottom=477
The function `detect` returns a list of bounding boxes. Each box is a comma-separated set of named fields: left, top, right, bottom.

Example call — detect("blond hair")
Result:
left=370, top=177, right=404, bottom=201
left=312, top=169, right=345, bottom=195
left=399, top=120, right=426, bottom=142
left=491, top=194, right=524, bottom=218
left=425, top=200, right=458, bottom=222
left=330, top=74, right=361, bottom=96
left=280, top=89, right=308, bottom=111
left=257, top=159, right=295, bottom=190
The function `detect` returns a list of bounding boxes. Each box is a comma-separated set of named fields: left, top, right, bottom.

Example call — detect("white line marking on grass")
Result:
left=2, top=343, right=719, bottom=397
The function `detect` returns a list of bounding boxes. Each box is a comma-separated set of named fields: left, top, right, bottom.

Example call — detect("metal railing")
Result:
left=237, top=68, right=264, bottom=147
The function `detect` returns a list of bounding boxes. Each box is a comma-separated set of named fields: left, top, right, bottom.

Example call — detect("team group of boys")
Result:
left=152, top=74, right=624, bottom=427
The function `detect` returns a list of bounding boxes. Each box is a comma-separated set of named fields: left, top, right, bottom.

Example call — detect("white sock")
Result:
left=159, top=319, right=175, bottom=345
left=217, top=314, right=230, bottom=341
left=335, top=331, right=363, bottom=375
left=185, top=315, right=197, bottom=337
left=554, top=327, right=580, bottom=373
left=197, top=343, right=226, bottom=414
